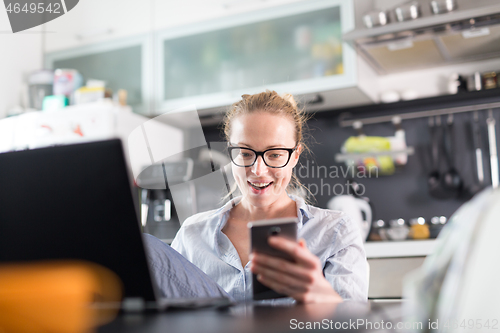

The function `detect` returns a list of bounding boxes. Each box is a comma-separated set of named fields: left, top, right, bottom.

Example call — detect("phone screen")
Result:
left=248, top=217, right=298, bottom=300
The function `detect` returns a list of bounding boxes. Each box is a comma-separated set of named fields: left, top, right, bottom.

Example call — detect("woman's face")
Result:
left=229, top=112, right=300, bottom=208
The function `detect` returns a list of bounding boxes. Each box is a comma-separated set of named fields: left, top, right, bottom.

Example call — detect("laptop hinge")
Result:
left=122, top=297, right=146, bottom=312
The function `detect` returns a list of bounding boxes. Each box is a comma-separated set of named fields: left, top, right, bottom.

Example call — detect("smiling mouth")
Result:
left=248, top=181, right=273, bottom=190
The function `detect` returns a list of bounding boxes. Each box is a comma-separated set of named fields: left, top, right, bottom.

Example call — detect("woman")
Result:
left=144, top=90, right=368, bottom=303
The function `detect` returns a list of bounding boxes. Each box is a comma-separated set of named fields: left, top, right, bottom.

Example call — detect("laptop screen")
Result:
left=0, top=139, right=157, bottom=302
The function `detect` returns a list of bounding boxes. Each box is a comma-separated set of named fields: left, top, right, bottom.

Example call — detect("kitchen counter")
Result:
left=364, top=240, right=439, bottom=298
left=364, top=239, right=438, bottom=259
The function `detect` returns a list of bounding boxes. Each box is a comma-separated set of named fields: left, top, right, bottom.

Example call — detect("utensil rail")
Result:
left=339, top=102, right=500, bottom=127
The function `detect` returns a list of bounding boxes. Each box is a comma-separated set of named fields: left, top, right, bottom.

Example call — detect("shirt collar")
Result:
left=287, top=193, right=312, bottom=229
left=214, top=194, right=312, bottom=230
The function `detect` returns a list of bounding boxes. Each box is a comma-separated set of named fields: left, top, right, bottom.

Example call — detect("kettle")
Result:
left=327, top=194, right=372, bottom=241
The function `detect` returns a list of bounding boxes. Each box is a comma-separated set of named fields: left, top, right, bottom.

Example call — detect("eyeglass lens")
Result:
left=230, top=148, right=290, bottom=167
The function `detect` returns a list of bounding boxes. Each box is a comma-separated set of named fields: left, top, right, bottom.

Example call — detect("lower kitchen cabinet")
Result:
left=367, top=257, right=425, bottom=299
left=364, top=240, right=438, bottom=299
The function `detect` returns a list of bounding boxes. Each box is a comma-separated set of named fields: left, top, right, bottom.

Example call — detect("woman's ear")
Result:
left=296, top=144, right=303, bottom=156
left=290, top=144, right=302, bottom=168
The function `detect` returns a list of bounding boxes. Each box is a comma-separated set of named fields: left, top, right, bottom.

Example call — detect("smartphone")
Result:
left=247, top=217, right=298, bottom=300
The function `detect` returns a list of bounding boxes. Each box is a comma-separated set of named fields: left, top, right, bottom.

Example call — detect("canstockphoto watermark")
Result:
left=290, top=318, right=423, bottom=330
left=4, top=0, right=80, bottom=33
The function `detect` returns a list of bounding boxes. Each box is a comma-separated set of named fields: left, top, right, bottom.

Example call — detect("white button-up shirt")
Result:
left=171, top=194, right=368, bottom=302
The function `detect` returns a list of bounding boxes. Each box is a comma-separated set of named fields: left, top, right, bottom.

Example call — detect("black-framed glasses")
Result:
left=228, top=146, right=297, bottom=168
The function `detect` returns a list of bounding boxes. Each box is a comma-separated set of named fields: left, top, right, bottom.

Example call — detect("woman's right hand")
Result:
left=250, top=237, right=343, bottom=303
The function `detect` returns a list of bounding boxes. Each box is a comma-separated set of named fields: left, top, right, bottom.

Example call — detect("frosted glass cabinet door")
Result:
left=45, top=36, right=151, bottom=115
left=157, top=0, right=355, bottom=111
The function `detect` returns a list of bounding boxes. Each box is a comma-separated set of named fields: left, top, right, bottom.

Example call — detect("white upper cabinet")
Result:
left=153, top=0, right=309, bottom=31
left=155, top=0, right=358, bottom=113
left=44, top=0, right=370, bottom=115
left=45, top=35, right=152, bottom=115
left=44, top=0, right=153, bottom=53
left=43, top=0, right=305, bottom=53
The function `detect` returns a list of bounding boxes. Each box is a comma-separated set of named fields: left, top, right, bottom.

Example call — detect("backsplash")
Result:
left=201, top=89, right=500, bottom=222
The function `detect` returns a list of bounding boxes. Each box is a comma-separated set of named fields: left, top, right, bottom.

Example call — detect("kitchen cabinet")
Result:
left=154, top=0, right=365, bottom=113
left=152, top=0, right=317, bottom=32
left=45, top=0, right=374, bottom=116
left=43, top=0, right=307, bottom=53
left=364, top=240, right=438, bottom=299
left=368, top=257, right=425, bottom=299
left=44, top=35, right=153, bottom=115
left=43, top=0, right=153, bottom=53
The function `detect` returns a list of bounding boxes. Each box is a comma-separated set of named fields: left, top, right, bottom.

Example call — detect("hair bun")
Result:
left=281, top=93, right=297, bottom=109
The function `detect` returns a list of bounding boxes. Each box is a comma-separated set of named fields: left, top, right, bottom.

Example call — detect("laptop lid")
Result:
left=0, top=139, right=158, bottom=303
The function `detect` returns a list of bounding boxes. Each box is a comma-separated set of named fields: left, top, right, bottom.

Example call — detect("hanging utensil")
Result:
left=486, top=110, right=499, bottom=189
left=442, top=114, right=463, bottom=196
left=464, top=111, right=486, bottom=198
left=428, top=116, right=454, bottom=199
left=427, top=117, right=441, bottom=196
left=472, top=111, right=485, bottom=185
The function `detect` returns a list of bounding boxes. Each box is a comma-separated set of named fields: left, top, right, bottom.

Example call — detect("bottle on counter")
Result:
left=482, top=71, right=498, bottom=90
left=408, top=217, right=430, bottom=239
left=368, top=219, right=387, bottom=241
left=386, top=218, right=409, bottom=241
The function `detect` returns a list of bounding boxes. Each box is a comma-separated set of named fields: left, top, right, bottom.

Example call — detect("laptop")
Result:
left=0, top=139, right=231, bottom=311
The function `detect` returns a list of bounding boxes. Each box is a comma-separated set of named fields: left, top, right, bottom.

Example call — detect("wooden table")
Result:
left=99, top=300, right=404, bottom=333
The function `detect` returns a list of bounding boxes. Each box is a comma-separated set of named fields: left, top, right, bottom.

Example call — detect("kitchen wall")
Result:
left=0, top=11, right=42, bottom=119
left=300, top=110, right=494, bottom=222
left=369, top=57, right=500, bottom=102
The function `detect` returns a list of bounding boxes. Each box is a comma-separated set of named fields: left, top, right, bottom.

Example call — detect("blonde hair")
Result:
left=221, top=90, right=314, bottom=203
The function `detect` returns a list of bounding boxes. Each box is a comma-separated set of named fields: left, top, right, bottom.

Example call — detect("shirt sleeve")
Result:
left=323, top=215, right=369, bottom=302
left=170, top=225, right=185, bottom=254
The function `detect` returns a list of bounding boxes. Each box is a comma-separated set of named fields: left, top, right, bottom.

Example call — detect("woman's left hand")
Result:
left=249, top=237, right=343, bottom=303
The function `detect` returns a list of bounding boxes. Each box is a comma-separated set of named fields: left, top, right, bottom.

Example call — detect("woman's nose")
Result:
left=251, top=156, right=268, bottom=175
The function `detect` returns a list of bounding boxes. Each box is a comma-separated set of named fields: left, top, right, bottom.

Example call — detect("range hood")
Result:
left=343, top=0, right=500, bottom=74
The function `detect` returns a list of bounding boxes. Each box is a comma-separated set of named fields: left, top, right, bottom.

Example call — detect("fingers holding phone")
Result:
left=249, top=220, right=343, bottom=303
left=248, top=217, right=298, bottom=300
left=250, top=238, right=315, bottom=297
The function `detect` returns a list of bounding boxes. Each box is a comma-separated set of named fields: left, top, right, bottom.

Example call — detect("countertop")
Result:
left=364, top=239, right=438, bottom=259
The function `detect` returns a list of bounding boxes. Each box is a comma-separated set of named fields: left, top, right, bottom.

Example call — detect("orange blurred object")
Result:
left=0, top=261, right=122, bottom=333
left=409, top=224, right=431, bottom=239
